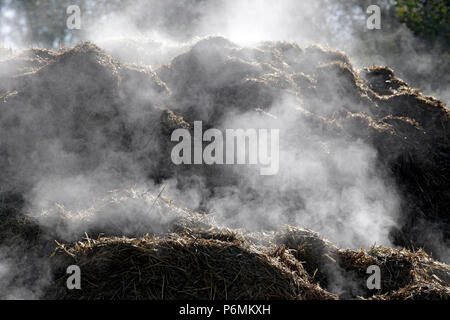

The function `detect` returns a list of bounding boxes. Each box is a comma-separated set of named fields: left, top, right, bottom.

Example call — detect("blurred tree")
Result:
left=19, top=0, right=74, bottom=47
left=395, top=0, right=449, bottom=43
left=0, top=0, right=125, bottom=47
left=325, top=0, right=449, bottom=99
left=0, top=0, right=448, bottom=48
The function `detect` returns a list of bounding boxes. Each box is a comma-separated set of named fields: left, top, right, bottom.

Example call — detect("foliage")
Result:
left=395, top=0, right=450, bottom=42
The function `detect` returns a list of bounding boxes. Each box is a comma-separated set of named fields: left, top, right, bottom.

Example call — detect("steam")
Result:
left=199, top=94, right=399, bottom=248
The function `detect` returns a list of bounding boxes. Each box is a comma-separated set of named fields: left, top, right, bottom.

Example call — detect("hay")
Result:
left=1, top=188, right=449, bottom=300
left=274, top=226, right=450, bottom=299
left=40, top=223, right=450, bottom=300
left=46, top=233, right=335, bottom=300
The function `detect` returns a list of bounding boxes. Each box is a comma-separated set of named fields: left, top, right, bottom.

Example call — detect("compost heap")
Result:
left=0, top=37, right=449, bottom=299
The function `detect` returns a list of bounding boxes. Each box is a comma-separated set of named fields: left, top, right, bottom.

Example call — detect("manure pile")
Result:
left=0, top=37, right=449, bottom=299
